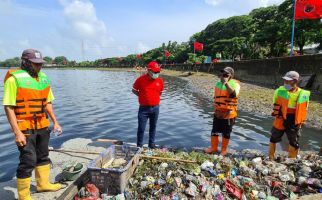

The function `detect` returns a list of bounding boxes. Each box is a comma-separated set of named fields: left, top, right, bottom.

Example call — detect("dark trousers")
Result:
left=211, top=116, right=235, bottom=139
left=270, top=114, right=301, bottom=149
left=17, top=128, right=51, bottom=178
left=137, top=105, right=159, bottom=148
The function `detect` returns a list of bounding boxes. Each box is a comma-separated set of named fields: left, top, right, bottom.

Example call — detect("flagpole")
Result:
left=290, top=0, right=297, bottom=57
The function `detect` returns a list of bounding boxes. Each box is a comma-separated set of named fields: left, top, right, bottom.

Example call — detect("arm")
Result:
left=132, top=77, right=140, bottom=96
left=221, top=76, right=235, bottom=95
left=225, top=82, right=235, bottom=95
left=4, top=106, right=27, bottom=146
left=45, top=103, right=62, bottom=135
left=132, top=88, right=139, bottom=96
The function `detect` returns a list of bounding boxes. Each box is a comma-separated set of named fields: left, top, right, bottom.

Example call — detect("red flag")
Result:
left=164, top=50, right=171, bottom=58
left=194, top=41, right=204, bottom=52
left=136, top=54, right=142, bottom=59
left=212, top=58, right=219, bottom=63
left=295, top=0, right=322, bottom=20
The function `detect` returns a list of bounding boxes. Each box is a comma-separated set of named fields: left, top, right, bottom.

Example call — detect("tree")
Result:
left=43, top=56, right=53, bottom=64
left=54, top=56, right=68, bottom=65
left=250, top=6, right=287, bottom=57
left=0, top=57, right=20, bottom=68
left=277, top=0, right=322, bottom=55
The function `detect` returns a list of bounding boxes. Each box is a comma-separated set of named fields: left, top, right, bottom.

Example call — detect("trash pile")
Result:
left=76, top=148, right=322, bottom=200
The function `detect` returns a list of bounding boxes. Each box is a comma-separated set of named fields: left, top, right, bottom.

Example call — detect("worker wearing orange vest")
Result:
left=205, top=67, right=240, bottom=155
left=3, top=49, right=62, bottom=200
left=269, top=71, right=310, bottom=160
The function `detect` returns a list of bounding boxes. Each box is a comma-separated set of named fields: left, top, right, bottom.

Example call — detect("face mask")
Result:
left=152, top=73, right=159, bottom=79
left=284, top=84, right=293, bottom=91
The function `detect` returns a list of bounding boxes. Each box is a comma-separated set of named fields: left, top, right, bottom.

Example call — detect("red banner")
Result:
left=164, top=50, right=171, bottom=58
left=194, top=41, right=204, bottom=52
left=295, top=0, right=322, bottom=20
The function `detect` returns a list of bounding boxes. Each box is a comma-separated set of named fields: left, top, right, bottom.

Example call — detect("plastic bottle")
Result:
left=52, top=128, right=62, bottom=136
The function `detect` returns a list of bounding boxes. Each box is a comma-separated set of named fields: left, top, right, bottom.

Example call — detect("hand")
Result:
left=53, top=123, right=63, bottom=136
left=220, top=76, right=229, bottom=83
left=15, top=132, right=27, bottom=147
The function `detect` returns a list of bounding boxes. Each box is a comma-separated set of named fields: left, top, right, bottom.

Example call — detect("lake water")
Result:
left=0, top=69, right=320, bottom=182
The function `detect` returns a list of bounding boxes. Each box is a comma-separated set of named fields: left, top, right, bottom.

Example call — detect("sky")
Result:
left=0, top=0, right=284, bottom=61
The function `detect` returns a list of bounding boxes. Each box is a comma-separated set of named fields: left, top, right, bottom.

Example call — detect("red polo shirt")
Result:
left=133, top=74, right=164, bottom=106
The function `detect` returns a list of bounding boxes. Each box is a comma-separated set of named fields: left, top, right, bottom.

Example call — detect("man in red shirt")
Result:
left=132, top=61, right=164, bottom=148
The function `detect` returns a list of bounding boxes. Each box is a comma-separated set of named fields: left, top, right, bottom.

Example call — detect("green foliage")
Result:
left=43, top=56, right=53, bottom=64
left=2, top=0, right=322, bottom=66
left=0, top=57, right=20, bottom=68
left=54, top=56, right=68, bottom=65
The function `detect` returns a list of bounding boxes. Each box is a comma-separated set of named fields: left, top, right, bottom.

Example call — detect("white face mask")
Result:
left=284, top=84, right=293, bottom=91
left=152, top=73, right=159, bottom=79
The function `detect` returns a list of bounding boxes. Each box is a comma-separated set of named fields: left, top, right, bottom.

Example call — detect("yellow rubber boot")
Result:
left=288, top=145, right=299, bottom=159
left=35, top=164, right=61, bottom=192
left=269, top=143, right=276, bottom=160
left=205, top=135, right=219, bottom=154
left=17, top=177, right=33, bottom=200
left=221, top=137, right=230, bottom=156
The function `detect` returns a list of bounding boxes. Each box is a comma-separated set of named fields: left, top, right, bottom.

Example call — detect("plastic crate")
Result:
left=87, top=145, right=142, bottom=195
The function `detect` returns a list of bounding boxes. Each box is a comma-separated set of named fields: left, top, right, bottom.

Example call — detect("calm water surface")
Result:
left=0, top=69, right=320, bottom=182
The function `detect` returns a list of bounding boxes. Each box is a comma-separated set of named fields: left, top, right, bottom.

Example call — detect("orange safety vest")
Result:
left=214, top=79, right=240, bottom=119
left=272, top=86, right=310, bottom=130
left=4, top=69, right=51, bottom=131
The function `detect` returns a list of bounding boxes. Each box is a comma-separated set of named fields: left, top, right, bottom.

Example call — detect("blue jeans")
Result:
left=137, top=105, right=160, bottom=148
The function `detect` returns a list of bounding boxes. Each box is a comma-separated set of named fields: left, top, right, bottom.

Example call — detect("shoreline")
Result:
left=1, top=67, right=321, bottom=129
left=160, top=69, right=322, bottom=130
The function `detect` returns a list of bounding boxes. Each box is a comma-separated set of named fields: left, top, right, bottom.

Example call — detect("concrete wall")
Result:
left=163, top=54, right=322, bottom=92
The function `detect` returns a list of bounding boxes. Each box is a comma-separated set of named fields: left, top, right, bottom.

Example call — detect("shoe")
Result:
left=269, top=142, right=276, bottom=160
left=17, top=177, right=33, bottom=200
left=205, top=135, right=219, bottom=154
left=35, top=164, right=61, bottom=192
left=221, top=137, right=230, bottom=156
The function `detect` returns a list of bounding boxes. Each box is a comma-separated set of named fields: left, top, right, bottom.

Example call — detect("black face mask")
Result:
left=21, top=59, right=38, bottom=78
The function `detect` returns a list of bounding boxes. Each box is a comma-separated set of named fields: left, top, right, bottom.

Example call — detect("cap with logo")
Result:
left=282, top=71, right=300, bottom=81
left=147, top=61, right=161, bottom=73
left=21, top=49, right=46, bottom=63
left=220, top=66, right=234, bottom=76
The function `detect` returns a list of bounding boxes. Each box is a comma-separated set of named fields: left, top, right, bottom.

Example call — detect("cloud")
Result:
left=205, top=0, right=284, bottom=8
left=204, top=0, right=221, bottom=6
left=58, top=0, right=114, bottom=59
left=137, top=42, right=150, bottom=53
left=60, top=0, right=107, bottom=39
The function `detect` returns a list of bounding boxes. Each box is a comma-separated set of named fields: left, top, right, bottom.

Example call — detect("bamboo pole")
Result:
left=50, top=148, right=197, bottom=164
left=49, top=148, right=101, bottom=155
left=140, top=155, right=196, bottom=163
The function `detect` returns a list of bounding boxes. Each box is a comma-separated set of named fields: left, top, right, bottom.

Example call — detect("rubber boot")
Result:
left=205, top=135, right=219, bottom=154
left=17, top=177, right=33, bottom=200
left=268, top=143, right=276, bottom=160
left=221, top=137, right=230, bottom=156
left=35, top=164, right=61, bottom=192
left=288, top=145, right=299, bottom=159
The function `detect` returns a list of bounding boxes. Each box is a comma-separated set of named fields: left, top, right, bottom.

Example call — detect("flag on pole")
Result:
left=193, top=41, right=204, bottom=52
left=164, top=50, right=171, bottom=58
left=295, top=0, right=322, bottom=20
